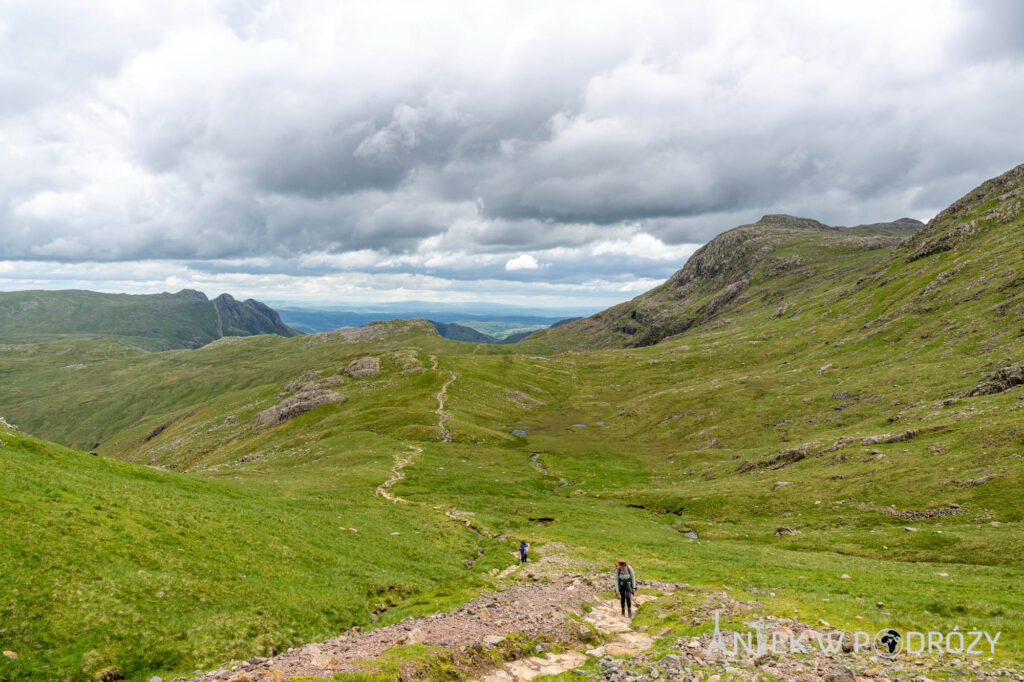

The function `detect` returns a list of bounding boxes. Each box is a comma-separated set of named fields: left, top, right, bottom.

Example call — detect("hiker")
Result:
left=519, top=541, right=530, bottom=563
left=614, top=559, right=637, bottom=617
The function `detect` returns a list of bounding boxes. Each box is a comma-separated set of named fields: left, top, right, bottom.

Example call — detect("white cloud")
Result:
left=505, top=254, right=539, bottom=271
left=591, top=233, right=700, bottom=261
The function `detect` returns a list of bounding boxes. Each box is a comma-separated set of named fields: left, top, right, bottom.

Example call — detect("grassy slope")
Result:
left=2, top=168, right=1024, bottom=678
left=0, top=289, right=297, bottom=351
left=0, top=410, right=491, bottom=681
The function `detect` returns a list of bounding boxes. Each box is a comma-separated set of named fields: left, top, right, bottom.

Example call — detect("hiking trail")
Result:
left=375, top=445, right=422, bottom=503
left=188, top=544, right=1000, bottom=682
left=431, top=355, right=457, bottom=443
left=190, top=546, right=658, bottom=682
left=375, top=359, right=491, bottom=536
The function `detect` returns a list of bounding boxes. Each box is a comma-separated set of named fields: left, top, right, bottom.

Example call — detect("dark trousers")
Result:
left=618, top=585, right=632, bottom=614
left=520, top=552, right=527, bottom=563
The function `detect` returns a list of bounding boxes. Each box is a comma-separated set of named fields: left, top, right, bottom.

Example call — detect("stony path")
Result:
left=189, top=561, right=603, bottom=681
left=183, top=543, right=1024, bottom=682
left=186, top=545, right=678, bottom=682
left=477, top=594, right=657, bottom=681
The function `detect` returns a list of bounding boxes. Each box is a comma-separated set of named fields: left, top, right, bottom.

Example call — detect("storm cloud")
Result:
left=1, top=0, right=1022, bottom=305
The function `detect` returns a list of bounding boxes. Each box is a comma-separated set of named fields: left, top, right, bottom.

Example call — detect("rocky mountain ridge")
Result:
left=527, top=215, right=923, bottom=350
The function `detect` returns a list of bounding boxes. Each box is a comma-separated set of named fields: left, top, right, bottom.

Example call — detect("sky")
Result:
left=1, top=1, right=1023, bottom=312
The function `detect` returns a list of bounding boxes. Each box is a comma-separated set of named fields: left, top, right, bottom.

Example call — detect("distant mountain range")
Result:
left=275, top=307, right=574, bottom=342
left=0, top=289, right=299, bottom=351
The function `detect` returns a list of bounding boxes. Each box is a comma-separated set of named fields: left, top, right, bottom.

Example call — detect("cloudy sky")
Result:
left=1, top=1, right=1022, bottom=311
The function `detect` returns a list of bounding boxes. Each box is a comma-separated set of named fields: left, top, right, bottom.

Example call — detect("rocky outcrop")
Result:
left=965, top=362, right=1024, bottom=396
left=254, top=385, right=345, bottom=427
left=904, top=163, right=1024, bottom=262
left=342, top=357, right=381, bottom=378
left=212, top=294, right=299, bottom=339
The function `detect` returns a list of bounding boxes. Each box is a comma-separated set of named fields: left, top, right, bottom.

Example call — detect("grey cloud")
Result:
left=1, top=0, right=1024, bottom=279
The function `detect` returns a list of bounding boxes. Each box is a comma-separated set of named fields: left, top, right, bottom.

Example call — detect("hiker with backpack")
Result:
left=519, top=541, right=530, bottom=563
left=614, top=559, right=637, bottom=617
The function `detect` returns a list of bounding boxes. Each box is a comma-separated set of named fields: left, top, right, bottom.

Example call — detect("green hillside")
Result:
left=2, top=165, right=1024, bottom=680
left=0, top=289, right=299, bottom=351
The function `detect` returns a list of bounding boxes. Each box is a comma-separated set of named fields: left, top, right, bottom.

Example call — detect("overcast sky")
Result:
left=1, top=1, right=1022, bottom=311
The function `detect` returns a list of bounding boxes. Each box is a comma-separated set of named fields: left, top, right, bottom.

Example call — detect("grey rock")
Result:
left=824, top=667, right=856, bottom=682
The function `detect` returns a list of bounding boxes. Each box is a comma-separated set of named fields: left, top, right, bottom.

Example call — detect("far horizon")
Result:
left=0, top=208, right=934, bottom=317
left=0, top=283, right=609, bottom=318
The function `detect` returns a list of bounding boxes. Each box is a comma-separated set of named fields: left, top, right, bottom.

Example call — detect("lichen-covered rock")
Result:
left=966, top=362, right=1024, bottom=396
left=343, top=356, right=380, bottom=378
left=254, top=387, right=346, bottom=427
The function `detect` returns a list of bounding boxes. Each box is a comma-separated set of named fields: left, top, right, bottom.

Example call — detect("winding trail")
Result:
left=376, top=358, right=491, bottom=537
left=375, top=445, right=422, bottom=503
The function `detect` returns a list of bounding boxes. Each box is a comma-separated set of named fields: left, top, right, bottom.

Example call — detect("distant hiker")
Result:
left=614, top=559, right=637, bottom=617
left=519, top=541, right=530, bottom=563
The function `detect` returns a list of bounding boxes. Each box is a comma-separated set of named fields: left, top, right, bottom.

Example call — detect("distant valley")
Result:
left=275, top=307, right=579, bottom=343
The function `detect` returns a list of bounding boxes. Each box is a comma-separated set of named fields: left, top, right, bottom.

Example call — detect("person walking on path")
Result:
left=614, top=559, right=637, bottom=617
left=519, top=541, right=530, bottom=563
